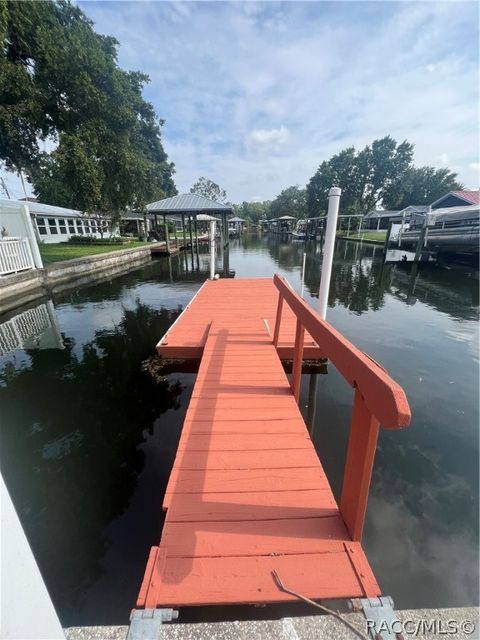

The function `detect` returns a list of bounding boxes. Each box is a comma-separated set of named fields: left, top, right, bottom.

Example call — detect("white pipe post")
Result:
left=318, top=187, right=341, bottom=320
left=300, top=251, right=306, bottom=298
left=209, top=219, right=216, bottom=280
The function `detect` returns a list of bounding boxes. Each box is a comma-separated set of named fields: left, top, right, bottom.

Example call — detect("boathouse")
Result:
left=363, top=209, right=400, bottom=230
left=431, top=189, right=480, bottom=209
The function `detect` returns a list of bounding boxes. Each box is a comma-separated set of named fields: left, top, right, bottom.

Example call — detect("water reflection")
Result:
left=0, top=300, right=64, bottom=356
left=0, top=301, right=190, bottom=624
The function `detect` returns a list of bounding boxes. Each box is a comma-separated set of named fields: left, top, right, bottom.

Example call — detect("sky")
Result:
left=2, top=0, right=479, bottom=204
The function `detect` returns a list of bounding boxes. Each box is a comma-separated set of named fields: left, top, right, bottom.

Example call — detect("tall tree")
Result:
left=270, top=185, right=307, bottom=219
left=0, top=0, right=176, bottom=220
left=190, top=177, right=226, bottom=203
left=306, top=136, right=414, bottom=216
left=382, top=166, right=463, bottom=209
left=233, top=200, right=271, bottom=223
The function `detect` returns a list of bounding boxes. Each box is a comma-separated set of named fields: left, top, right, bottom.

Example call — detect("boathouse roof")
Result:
left=364, top=209, right=400, bottom=219
left=431, top=190, right=480, bottom=209
left=146, top=193, right=233, bottom=214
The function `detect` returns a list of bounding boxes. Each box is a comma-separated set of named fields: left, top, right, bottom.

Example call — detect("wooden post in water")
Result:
left=163, top=215, right=170, bottom=253
left=182, top=213, right=187, bottom=250
left=194, top=216, right=199, bottom=254
left=382, top=221, right=393, bottom=258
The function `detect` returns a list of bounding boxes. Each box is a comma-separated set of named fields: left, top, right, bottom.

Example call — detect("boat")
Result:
left=398, top=205, right=479, bottom=258
left=292, top=219, right=307, bottom=240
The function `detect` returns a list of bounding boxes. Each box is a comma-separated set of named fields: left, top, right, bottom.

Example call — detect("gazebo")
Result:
left=146, top=193, right=233, bottom=251
left=228, top=215, right=246, bottom=236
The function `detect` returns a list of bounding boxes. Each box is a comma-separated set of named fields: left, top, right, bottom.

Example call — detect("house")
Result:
left=363, top=210, right=400, bottom=230
left=430, top=190, right=480, bottom=209
left=0, top=198, right=111, bottom=244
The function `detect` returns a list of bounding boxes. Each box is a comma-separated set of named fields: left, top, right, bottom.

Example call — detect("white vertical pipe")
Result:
left=300, top=251, right=306, bottom=298
left=318, top=187, right=341, bottom=320
left=209, top=219, right=216, bottom=280
left=0, top=472, right=65, bottom=639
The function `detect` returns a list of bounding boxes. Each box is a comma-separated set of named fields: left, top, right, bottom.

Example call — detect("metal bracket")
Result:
left=126, top=608, right=179, bottom=640
left=350, top=596, right=404, bottom=640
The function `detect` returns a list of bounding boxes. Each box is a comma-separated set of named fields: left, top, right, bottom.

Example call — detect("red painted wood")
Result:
left=137, top=277, right=407, bottom=609
left=340, top=389, right=380, bottom=541
left=165, top=489, right=338, bottom=522
left=273, top=274, right=411, bottom=428
left=161, top=517, right=350, bottom=557
left=291, top=318, right=305, bottom=401
left=144, top=552, right=372, bottom=608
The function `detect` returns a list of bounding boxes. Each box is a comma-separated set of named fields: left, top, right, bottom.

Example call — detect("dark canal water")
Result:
left=0, top=235, right=478, bottom=626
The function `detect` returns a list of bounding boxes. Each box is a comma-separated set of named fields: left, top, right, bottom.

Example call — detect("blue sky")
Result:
left=4, top=1, right=479, bottom=203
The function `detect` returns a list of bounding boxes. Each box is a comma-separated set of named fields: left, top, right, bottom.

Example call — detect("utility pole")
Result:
left=19, top=171, right=28, bottom=199
left=0, top=176, right=11, bottom=199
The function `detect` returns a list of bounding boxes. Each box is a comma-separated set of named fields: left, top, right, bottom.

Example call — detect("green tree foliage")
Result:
left=307, top=137, right=414, bottom=217
left=0, top=0, right=176, bottom=219
left=382, top=166, right=463, bottom=209
left=306, top=136, right=463, bottom=217
left=190, top=177, right=227, bottom=202
left=270, top=185, right=307, bottom=219
left=233, top=200, right=271, bottom=223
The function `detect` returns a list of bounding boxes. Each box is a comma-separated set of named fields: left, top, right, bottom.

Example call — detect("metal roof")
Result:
left=364, top=209, right=400, bottom=219
left=147, top=193, right=232, bottom=213
left=430, top=204, right=479, bottom=222
left=229, top=216, right=246, bottom=222
left=0, top=198, right=84, bottom=218
left=430, top=190, right=480, bottom=207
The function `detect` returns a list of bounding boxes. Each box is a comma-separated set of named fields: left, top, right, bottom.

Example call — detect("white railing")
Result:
left=0, top=304, right=50, bottom=356
left=0, top=237, right=35, bottom=276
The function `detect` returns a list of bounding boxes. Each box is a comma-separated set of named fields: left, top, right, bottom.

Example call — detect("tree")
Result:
left=307, top=136, right=414, bottom=216
left=190, top=177, right=226, bottom=203
left=382, top=166, right=463, bottom=209
left=270, top=185, right=307, bottom=219
left=0, top=0, right=176, bottom=221
left=233, top=200, right=271, bottom=224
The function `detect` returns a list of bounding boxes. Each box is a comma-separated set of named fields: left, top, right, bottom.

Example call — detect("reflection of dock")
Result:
left=0, top=300, right=63, bottom=356
left=131, top=275, right=410, bottom=630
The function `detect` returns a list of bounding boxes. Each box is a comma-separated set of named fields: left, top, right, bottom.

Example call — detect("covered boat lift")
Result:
left=146, top=194, right=233, bottom=253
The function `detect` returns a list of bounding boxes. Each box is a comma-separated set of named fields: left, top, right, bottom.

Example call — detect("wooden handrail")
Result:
left=273, top=274, right=410, bottom=429
left=273, top=273, right=411, bottom=541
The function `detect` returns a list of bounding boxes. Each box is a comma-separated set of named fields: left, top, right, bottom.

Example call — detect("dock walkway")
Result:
left=137, top=277, right=410, bottom=611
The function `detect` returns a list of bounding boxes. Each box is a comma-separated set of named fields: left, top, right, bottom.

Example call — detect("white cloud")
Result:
left=245, top=126, right=291, bottom=154
left=31, top=1, right=480, bottom=202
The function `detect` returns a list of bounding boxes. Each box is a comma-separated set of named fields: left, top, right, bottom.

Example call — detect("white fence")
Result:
left=0, top=237, right=35, bottom=276
left=0, top=303, right=50, bottom=356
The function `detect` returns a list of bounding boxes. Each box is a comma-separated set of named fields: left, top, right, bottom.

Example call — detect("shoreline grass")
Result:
left=39, top=241, right=149, bottom=265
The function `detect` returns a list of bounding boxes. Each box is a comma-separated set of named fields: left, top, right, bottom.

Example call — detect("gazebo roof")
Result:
left=147, top=193, right=232, bottom=214
left=229, top=216, right=246, bottom=222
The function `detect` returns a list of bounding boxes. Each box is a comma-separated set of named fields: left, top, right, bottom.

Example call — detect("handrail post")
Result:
left=273, top=293, right=283, bottom=347
left=291, top=318, right=305, bottom=401
left=340, top=388, right=380, bottom=541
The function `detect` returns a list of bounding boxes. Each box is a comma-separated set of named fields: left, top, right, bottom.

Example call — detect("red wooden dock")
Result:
left=137, top=276, right=410, bottom=611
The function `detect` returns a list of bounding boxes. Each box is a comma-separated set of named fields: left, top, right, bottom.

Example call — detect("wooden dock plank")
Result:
left=144, top=552, right=370, bottom=608
left=160, top=517, right=351, bottom=557
left=165, top=489, right=338, bottom=522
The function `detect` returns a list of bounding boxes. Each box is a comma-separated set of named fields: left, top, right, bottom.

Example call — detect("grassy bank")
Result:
left=337, top=231, right=387, bottom=243
left=39, top=241, right=149, bottom=265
